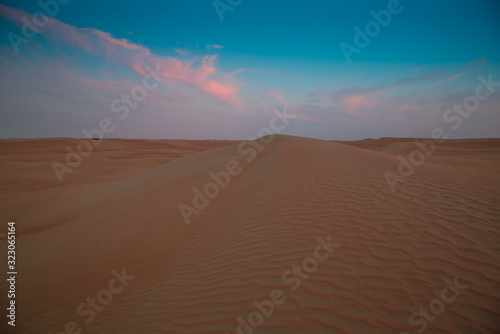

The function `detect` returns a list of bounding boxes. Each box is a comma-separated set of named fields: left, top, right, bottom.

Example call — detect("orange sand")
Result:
left=0, top=135, right=499, bottom=333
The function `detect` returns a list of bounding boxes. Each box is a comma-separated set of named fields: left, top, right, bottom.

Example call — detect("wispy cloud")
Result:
left=300, top=60, right=499, bottom=138
left=422, top=57, right=485, bottom=89
left=0, top=4, right=243, bottom=107
left=206, top=44, right=225, bottom=49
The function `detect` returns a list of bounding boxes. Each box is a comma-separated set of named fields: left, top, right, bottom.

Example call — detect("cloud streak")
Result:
left=206, top=44, right=225, bottom=49
left=300, top=60, right=498, bottom=138
left=0, top=4, right=243, bottom=107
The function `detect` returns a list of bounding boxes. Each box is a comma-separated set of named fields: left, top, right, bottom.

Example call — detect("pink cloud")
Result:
left=0, top=4, right=243, bottom=107
left=331, top=92, right=380, bottom=118
left=202, top=80, right=241, bottom=107
left=304, top=76, right=500, bottom=134
left=344, top=94, right=365, bottom=109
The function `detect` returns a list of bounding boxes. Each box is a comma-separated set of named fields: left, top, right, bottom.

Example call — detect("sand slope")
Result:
left=1, top=135, right=499, bottom=333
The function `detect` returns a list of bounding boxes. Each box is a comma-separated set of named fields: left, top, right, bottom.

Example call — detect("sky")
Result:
left=0, top=0, right=499, bottom=140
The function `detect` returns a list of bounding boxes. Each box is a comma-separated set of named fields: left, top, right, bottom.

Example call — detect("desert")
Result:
left=1, top=135, right=499, bottom=333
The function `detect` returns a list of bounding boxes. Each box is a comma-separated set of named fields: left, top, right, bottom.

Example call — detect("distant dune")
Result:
left=0, top=135, right=499, bottom=333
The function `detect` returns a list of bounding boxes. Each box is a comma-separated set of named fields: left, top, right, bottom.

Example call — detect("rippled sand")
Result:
left=0, top=135, right=499, bottom=333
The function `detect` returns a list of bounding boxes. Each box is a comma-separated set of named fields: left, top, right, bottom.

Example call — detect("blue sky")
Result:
left=0, top=0, right=499, bottom=139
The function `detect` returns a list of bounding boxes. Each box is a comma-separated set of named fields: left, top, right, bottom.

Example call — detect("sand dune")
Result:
left=1, top=135, right=499, bottom=333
